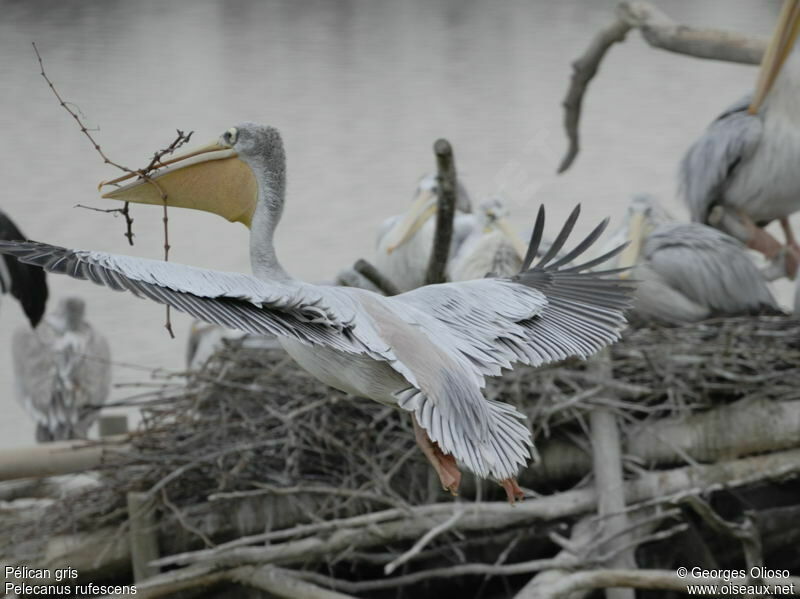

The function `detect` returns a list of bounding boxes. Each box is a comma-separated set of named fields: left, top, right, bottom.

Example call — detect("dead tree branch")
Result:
left=558, top=1, right=767, bottom=172
left=527, top=568, right=800, bottom=599
left=425, top=138, right=457, bottom=285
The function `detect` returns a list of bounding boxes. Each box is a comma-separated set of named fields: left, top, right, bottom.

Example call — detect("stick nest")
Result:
left=5, top=315, right=800, bottom=556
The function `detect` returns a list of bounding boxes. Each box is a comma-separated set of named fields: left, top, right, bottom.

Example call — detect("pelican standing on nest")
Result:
left=12, top=297, right=111, bottom=442
left=373, top=173, right=475, bottom=292
left=680, top=0, right=800, bottom=279
left=611, top=195, right=779, bottom=325
left=448, top=197, right=528, bottom=281
left=0, top=124, right=633, bottom=501
left=0, top=209, right=48, bottom=327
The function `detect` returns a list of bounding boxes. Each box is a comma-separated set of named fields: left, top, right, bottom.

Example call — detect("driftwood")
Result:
left=0, top=435, right=128, bottom=482
left=523, top=569, right=800, bottom=599
left=558, top=0, right=767, bottom=172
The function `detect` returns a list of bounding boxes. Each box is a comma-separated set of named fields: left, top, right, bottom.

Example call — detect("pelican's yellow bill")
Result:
left=749, top=0, right=800, bottom=114
left=99, top=144, right=258, bottom=228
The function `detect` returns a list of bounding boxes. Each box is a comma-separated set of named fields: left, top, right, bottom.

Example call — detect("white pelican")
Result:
left=448, top=197, right=528, bottom=281
left=186, top=320, right=246, bottom=370
left=612, top=195, right=779, bottom=325
left=373, top=173, right=475, bottom=291
left=680, top=0, right=800, bottom=279
left=0, top=123, right=633, bottom=501
left=0, top=209, right=48, bottom=327
left=12, top=297, right=111, bottom=442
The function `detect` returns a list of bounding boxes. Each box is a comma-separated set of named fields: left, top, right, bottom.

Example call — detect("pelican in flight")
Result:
left=0, top=209, right=48, bottom=327
left=680, top=0, right=800, bottom=279
left=0, top=124, right=633, bottom=500
left=373, top=173, right=475, bottom=291
left=12, top=297, right=111, bottom=442
left=448, top=197, right=528, bottom=281
left=612, top=195, right=779, bottom=325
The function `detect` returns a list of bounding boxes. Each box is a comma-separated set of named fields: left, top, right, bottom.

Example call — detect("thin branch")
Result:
left=33, top=42, right=190, bottom=336
left=384, top=506, right=465, bottom=575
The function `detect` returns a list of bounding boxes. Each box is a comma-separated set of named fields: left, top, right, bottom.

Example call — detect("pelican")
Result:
left=448, top=197, right=528, bottom=281
left=680, top=0, right=800, bottom=279
left=612, top=195, right=779, bottom=325
left=0, top=209, right=48, bottom=327
left=373, top=173, right=475, bottom=291
left=12, top=297, right=111, bottom=442
left=0, top=123, right=633, bottom=501
left=186, top=320, right=246, bottom=369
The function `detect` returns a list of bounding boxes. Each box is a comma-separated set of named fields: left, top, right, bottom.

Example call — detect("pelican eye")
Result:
left=224, top=127, right=238, bottom=145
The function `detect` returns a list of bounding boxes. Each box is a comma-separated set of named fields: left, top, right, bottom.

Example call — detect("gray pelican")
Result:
left=186, top=320, right=246, bottom=370
left=0, top=123, right=633, bottom=501
left=12, top=297, right=111, bottom=442
left=373, top=173, right=475, bottom=291
left=680, top=0, right=800, bottom=279
left=612, top=195, right=779, bottom=325
left=0, top=209, right=48, bottom=327
left=447, top=197, right=527, bottom=281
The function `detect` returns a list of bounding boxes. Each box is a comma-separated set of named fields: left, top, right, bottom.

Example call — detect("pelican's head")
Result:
left=749, top=0, right=800, bottom=114
left=48, top=296, right=86, bottom=332
left=383, top=173, right=472, bottom=254
left=616, top=194, right=672, bottom=274
left=478, top=197, right=527, bottom=259
left=99, top=123, right=285, bottom=228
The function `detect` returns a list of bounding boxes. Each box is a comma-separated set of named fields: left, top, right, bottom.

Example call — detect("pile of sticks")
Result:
left=3, top=315, right=800, bottom=598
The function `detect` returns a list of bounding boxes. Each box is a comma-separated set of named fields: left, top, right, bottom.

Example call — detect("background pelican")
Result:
left=0, top=123, right=633, bottom=500
left=0, top=209, right=48, bottom=327
left=680, top=1, right=800, bottom=278
left=373, top=173, right=475, bottom=291
left=448, top=197, right=527, bottom=280
left=611, top=195, right=779, bottom=325
left=12, top=297, right=111, bottom=442
left=186, top=320, right=246, bottom=370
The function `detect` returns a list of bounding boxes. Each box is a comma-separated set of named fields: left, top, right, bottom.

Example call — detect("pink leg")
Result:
left=412, top=415, right=461, bottom=496
left=741, top=213, right=798, bottom=278
left=499, top=478, right=525, bottom=505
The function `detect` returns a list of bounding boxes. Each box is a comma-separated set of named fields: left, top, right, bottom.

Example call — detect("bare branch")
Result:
left=558, top=1, right=767, bottom=173
left=384, top=506, right=464, bottom=574
left=425, top=138, right=457, bottom=285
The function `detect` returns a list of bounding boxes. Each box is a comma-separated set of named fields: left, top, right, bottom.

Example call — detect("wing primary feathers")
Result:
left=521, top=205, right=546, bottom=271
left=547, top=216, right=610, bottom=269
left=534, top=204, right=581, bottom=269
left=561, top=242, right=630, bottom=273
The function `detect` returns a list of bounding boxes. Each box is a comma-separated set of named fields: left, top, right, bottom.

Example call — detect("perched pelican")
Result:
left=680, top=1, right=800, bottom=278
left=0, top=209, right=48, bottom=327
left=186, top=320, right=246, bottom=369
left=0, top=124, right=633, bottom=500
left=448, top=197, right=528, bottom=281
left=612, top=195, right=779, bottom=325
left=373, top=173, right=475, bottom=291
left=12, top=297, right=111, bottom=442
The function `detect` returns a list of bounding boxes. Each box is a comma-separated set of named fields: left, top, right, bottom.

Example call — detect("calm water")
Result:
left=0, top=0, right=790, bottom=448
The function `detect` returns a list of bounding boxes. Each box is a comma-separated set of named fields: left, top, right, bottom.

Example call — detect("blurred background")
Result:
left=0, top=0, right=788, bottom=448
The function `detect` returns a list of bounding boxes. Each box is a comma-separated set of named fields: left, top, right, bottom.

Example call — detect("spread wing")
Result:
left=0, top=241, right=393, bottom=361
left=389, top=205, right=635, bottom=381
left=679, top=94, right=762, bottom=223
left=642, top=222, right=779, bottom=316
